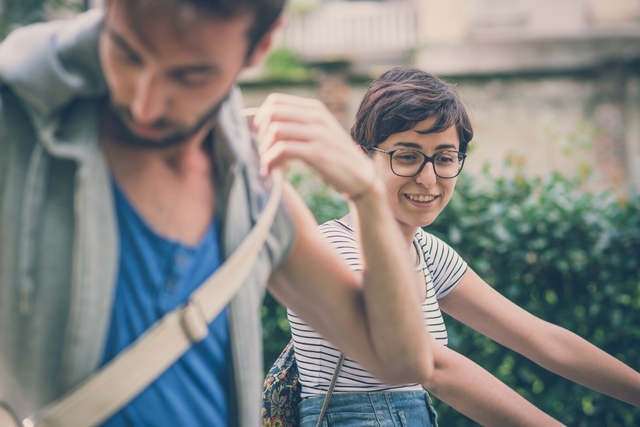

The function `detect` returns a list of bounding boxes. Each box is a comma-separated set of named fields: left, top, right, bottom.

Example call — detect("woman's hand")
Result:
left=253, top=93, right=375, bottom=199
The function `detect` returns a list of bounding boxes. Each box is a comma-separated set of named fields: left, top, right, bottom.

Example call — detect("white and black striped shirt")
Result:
left=288, top=219, right=468, bottom=397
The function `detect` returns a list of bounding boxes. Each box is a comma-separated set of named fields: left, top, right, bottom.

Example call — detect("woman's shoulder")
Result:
left=318, top=219, right=360, bottom=246
left=318, top=218, right=355, bottom=238
left=415, top=228, right=463, bottom=262
left=414, top=227, right=441, bottom=250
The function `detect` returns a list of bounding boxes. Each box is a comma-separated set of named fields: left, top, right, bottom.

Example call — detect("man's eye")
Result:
left=116, top=49, right=142, bottom=66
left=172, top=73, right=212, bottom=88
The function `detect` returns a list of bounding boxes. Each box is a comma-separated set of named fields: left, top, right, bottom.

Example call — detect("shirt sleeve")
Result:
left=416, top=228, right=468, bottom=299
left=316, top=220, right=362, bottom=271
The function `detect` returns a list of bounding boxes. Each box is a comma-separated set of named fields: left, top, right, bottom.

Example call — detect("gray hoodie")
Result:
left=0, top=9, right=294, bottom=426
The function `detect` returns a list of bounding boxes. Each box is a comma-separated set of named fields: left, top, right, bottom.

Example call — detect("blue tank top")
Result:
left=100, top=180, right=232, bottom=426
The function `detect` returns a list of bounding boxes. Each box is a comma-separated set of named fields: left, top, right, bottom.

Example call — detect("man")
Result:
left=0, top=0, right=434, bottom=425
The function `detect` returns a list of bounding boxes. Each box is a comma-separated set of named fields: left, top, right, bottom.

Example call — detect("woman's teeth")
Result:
left=408, top=194, right=435, bottom=203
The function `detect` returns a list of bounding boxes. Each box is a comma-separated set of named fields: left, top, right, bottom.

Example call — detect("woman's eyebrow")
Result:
left=435, top=143, right=458, bottom=150
left=393, top=142, right=422, bottom=149
left=393, top=142, right=458, bottom=151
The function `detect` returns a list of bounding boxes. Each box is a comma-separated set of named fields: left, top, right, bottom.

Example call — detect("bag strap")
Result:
left=315, top=353, right=345, bottom=427
left=22, top=169, right=284, bottom=427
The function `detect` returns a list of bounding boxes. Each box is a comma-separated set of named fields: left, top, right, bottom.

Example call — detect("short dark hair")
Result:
left=351, top=67, right=473, bottom=154
left=106, top=0, right=286, bottom=55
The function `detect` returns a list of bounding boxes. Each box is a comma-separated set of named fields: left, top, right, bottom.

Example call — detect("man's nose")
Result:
left=130, top=72, right=169, bottom=124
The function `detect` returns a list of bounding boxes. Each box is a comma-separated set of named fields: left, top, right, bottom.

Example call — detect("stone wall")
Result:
left=241, top=64, right=640, bottom=195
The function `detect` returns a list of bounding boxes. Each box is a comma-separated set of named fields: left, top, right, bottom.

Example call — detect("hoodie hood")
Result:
left=0, top=8, right=106, bottom=118
left=0, top=8, right=107, bottom=164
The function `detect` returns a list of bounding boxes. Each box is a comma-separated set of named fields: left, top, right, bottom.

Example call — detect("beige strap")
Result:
left=23, top=169, right=284, bottom=427
left=0, top=403, right=20, bottom=427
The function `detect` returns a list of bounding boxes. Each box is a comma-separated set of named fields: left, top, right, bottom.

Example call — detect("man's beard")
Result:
left=107, top=96, right=226, bottom=149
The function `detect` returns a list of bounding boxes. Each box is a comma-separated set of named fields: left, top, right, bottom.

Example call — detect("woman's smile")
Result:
left=405, top=193, right=438, bottom=205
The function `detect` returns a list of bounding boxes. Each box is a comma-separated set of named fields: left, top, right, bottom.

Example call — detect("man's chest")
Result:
left=118, top=169, right=217, bottom=246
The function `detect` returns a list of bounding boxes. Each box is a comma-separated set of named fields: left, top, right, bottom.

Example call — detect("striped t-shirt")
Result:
left=288, top=219, right=468, bottom=397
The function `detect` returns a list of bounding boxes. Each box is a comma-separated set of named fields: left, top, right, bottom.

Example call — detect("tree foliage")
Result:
left=0, top=0, right=82, bottom=40
left=427, top=167, right=640, bottom=426
left=263, top=47, right=312, bottom=82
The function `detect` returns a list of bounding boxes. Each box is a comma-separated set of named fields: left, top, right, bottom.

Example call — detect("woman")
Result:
left=283, top=67, right=640, bottom=426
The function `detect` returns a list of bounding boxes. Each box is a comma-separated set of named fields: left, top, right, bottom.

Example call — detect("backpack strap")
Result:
left=315, top=353, right=345, bottom=427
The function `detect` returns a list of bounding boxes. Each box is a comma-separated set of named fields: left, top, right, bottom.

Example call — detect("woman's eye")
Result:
left=435, top=153, right=455, bottom=164
left=397, top=156, right=419, bottom=163
left=395, top=151, right=420, bottom=162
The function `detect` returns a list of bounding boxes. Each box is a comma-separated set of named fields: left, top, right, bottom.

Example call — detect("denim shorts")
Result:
left=299, top=390, right=438, bottom=427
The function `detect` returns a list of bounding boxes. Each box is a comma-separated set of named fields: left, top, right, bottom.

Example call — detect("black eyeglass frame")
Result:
left=370, top=147, right=467, bottom=179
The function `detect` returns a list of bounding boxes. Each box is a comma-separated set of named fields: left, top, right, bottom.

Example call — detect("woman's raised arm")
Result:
left=439, top=268, right=640, bottom=407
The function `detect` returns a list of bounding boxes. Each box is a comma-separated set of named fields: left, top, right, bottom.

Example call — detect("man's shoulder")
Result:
left=214, top=88, right=297, bottom=266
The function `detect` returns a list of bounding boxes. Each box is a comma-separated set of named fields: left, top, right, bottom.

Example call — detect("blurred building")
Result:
left=35, top=0, right=640, bottom=194
left=243, top=0, right=640, bottom=195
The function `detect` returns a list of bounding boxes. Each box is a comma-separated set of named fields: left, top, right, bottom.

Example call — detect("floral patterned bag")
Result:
left=262, top=340, right=301, bottom=427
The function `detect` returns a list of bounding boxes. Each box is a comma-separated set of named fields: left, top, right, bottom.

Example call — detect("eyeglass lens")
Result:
left=392, top=150, right=463, bottom=178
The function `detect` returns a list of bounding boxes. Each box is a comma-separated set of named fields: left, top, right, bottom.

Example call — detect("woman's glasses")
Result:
left=370, top=147, right=466, bottom=179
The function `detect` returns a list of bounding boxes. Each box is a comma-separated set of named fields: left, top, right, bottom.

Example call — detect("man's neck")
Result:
left=143, top=127, right=214, bottom=175
left=100, top=109, right=217, bottom=246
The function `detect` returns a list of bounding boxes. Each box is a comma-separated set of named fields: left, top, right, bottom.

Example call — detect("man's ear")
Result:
left=246, top=16, right=286, bottom=68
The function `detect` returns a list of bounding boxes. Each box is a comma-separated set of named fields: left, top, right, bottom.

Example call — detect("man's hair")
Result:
left=105, top=0, right=286, bottom=55
left=351, top=67, right=473, bottom=154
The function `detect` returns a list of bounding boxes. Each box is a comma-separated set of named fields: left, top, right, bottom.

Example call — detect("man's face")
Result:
left=99, top=1, right=256, bottom=148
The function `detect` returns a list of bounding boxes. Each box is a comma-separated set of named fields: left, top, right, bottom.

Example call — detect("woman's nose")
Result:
left=415, top=160, right=437, bottom=187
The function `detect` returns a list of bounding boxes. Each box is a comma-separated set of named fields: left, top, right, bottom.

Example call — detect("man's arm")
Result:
left=439, top=268, right=640, bottom=407
left=256, top=94, right=434, bottom=385
left=425, top=343, right=565, bottom=426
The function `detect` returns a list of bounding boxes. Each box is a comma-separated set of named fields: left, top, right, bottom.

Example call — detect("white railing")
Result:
left=283, top=1, right=416, bottom=59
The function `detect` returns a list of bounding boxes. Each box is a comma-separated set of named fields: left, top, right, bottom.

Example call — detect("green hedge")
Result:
left=427, top=169, right=640, bottom=426
left=262, top=167, right=640, bottom=426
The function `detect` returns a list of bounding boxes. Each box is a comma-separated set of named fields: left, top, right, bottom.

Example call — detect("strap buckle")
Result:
left=180, top=301, right=209, bottom=343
